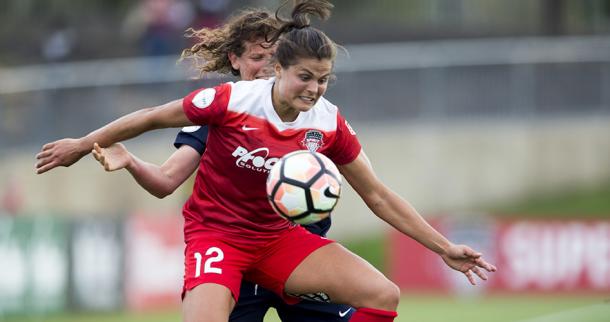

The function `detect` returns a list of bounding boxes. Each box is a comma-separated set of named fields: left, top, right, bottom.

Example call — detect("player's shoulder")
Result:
left=296, top=96, right=340, bottom=131
left=314, top=96, right=339, bottom=115
left=194, top=81, right=233, bottom=95
left=229, top=78, right=272, bottom=96
left=227, top=78, right=273, bottom=113
left=187, top=82, right=232, bottom=107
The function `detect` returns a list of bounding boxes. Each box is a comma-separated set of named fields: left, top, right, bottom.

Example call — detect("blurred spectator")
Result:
left=122, top=0, right=195, bottom=56
left=41, top=20, right=76, bottom=62
left=1, top=176, right=24, bottom=216
left=192, top=0, right=230, bottom=29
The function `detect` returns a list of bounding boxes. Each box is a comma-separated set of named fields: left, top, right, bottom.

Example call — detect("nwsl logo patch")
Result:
left=301, top=130, right=324, bottom=152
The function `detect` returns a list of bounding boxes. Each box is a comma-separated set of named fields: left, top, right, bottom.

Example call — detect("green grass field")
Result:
left=3, top=295, right=608, bottom=322
left=2, top=183, right=609, bottom=322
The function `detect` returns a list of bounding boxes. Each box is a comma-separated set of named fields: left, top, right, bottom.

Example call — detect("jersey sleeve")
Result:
left=182, top=83, right=232, bottom=126
left=328, top=113, right=362, bottom=165
left=173, top=125, right=209, bottom=155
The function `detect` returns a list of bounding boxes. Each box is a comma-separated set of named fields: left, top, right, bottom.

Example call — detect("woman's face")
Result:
left=229, top=38, right=276, bottom=81
left=274, top=57, right=332, bottom=113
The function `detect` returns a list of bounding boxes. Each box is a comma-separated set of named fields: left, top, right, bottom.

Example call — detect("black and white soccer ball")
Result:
left=266, top=150, right=342, bottom=225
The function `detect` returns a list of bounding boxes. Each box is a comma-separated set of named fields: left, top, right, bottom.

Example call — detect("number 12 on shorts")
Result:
left=194, top=247, right=224, bottom=277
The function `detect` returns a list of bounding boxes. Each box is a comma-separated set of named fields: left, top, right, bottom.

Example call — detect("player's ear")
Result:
left=228, top=52, right=240, bottom=71
left=274, top=63, right=282, bottom=79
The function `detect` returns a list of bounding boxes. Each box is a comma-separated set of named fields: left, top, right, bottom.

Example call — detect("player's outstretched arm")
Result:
left=92, top=143, right=200, bottom=198
left=35, top=99, right=191, bottom=174
left=338, top=151, right=497, bottom=284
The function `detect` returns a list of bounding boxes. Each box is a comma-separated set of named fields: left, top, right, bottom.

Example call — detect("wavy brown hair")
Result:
left=180, top=9, right=280, bottom=77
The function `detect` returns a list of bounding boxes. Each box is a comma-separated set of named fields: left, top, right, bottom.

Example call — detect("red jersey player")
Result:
left=36, top=1, right=496, bottom=321
left=91, top=8, right=355, bottom=322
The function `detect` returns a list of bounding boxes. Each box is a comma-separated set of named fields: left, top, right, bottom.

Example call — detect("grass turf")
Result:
left=2, top=295, right=608, bottom=322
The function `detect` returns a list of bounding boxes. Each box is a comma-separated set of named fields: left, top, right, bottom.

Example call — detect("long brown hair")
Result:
left=269, top=0, right=337, bottom=68
left=181, top=9, right=280, bottom=77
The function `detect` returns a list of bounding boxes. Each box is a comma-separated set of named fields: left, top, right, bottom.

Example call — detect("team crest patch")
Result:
left=301, top=130, right=324, bottom=152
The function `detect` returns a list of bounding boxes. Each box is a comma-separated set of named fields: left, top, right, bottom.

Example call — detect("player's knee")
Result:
left=354, top=279, right=400, bottom=310
left=375, top=280, right=400, bottom=310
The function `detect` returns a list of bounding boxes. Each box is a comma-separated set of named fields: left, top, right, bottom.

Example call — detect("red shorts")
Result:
left=182, top=225, right=333, bottom=304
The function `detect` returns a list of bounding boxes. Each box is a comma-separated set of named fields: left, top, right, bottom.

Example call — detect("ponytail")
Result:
left=269, top=0, right=337, bottom=68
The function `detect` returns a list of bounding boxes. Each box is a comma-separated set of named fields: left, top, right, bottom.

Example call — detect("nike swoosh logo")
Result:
left=242, top=125, right=259, bottom=131
left=324, top=187, right=339, bottom=198
left=339, top=308, right=352, bottom=317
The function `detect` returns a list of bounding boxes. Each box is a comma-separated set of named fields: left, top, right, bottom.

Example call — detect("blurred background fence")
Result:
left=2, top=36, right=610, bottom=150
left=1, top=35, right=609, bottom=224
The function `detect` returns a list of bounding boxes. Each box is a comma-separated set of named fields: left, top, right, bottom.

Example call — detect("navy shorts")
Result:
left=230, top=281, right=354, bottom=322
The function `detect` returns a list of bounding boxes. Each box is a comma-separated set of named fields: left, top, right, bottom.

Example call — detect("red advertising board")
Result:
left=389, top=218, right=610, bottom=294
left=494, top=219, right=610, bottom=292
left=125, top=213, right=184, bottom=311
left=388, top=218, right=450, bottom=292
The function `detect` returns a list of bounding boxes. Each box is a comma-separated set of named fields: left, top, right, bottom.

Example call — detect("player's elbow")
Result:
left=363, top=190, right=386, bottom=213
left=149, top=186, right=175, bottom=199
left=147, top=174, right=183, bottom=199
left=353, top=178, right=387, bottom=211
left=152, top=191, right=170, bottom=199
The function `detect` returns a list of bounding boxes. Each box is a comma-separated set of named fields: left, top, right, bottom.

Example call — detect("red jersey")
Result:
left=181, top=78, right=361, bottom=241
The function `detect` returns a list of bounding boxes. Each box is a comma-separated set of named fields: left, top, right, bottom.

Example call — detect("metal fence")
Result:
left=1, top=36, right=609, bottom=150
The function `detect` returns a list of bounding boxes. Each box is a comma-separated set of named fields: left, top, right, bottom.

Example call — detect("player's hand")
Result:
left=35, top=138, right=89, bottom=174
left=440, top=244, right=497, bottom=285
left=92, top=142, right=132, bottom=172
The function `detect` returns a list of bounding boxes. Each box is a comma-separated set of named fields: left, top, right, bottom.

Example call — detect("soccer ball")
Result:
left=266, top=150, right=342, bottom=225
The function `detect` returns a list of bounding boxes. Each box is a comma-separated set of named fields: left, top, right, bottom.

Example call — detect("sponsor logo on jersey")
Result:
left=192, top=88, right=216, bottom=109
left=232, top=146, right=279, bottom=173
left=241, top=125, right=259, bottom=131
left=300, top=130, right=324, bottom=152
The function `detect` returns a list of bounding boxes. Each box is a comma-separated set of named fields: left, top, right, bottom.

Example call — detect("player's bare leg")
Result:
left=182, top=283, right=235, bottom=322
left=285, top=243, right=400, bottom=311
